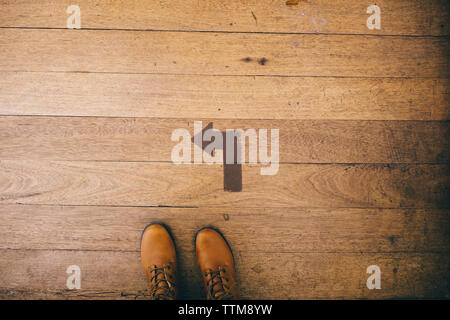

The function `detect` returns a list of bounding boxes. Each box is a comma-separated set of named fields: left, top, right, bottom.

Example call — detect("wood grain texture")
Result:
left=0, top=0, right=449, bottom=300
left=1, top=29, right=448, bottom=77
left=0, top=117, right=448, bottom=163
left=0, top=249, right=448, bottom=299
left=1, top=205, right=448, bottom=253
left=1, top=72, right=448, bottom=120
left=0, top=161, right=448, bottom=208
left=1, top=0, right=449, bottom=36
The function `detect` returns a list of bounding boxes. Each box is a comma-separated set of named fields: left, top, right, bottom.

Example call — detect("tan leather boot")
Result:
left=140, top=223, right=177, bottom=300
left=195, top=227, right=239, bottom=300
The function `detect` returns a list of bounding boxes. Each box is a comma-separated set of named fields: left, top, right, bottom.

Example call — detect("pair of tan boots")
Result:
left=140, top=223, right=239, bottom=300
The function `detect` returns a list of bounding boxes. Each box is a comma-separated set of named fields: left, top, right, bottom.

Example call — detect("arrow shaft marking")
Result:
left=223, top=133, right=242, bottom=192
left=192, top=122, right=242, bottom=192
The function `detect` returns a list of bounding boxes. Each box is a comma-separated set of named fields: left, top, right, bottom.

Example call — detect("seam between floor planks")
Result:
left=1, top=27, right=450, bottom=38
left=0, top=203, right=447, bottom=209
left=1, top=116, right=448, bottom=121
left=2, top=248, right=449, bottom=254
left=2, top=70, right=450, bottom=77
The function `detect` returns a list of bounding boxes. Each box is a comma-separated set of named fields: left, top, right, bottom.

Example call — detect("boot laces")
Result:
left=147, top=264, right=175, bottom=300
left=205, top=266, right=233, bottom=300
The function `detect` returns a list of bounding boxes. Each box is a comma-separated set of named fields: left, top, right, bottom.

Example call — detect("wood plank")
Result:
left=1, top=29, right=448, bottom=77
left=0, top=161, right=447, bottom=208
left=0, top=117, right=448, bottom=163
left=1, top=73, right=448, bottom=120
left=0, top=249, right=447, bottom=299
left=1, top=205, right=448, bottom=253
left=1, top=0, right=449, bottom=36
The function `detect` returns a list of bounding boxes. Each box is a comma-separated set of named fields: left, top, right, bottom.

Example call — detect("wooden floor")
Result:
left=0, top=0, right=449, bottom=299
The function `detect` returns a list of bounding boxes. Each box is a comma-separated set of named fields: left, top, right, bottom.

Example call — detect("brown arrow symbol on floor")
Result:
left=192, top=122, right=242, bottom=192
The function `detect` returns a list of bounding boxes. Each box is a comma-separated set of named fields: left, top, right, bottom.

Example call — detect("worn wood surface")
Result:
left=0, top=73, right=448, bottom=120
left=1, top=30, right=449, bottom=77
left=1, top=205, right=448, bottom=253
left=0, top=117, right=448, bottom=163
left=0, top=161, right=448, bottom=208
left=0, top=0, right=449, bottom=299
left=1, top=0, right=449, bottom=36
left=0, top=249, right=448, bottom=299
